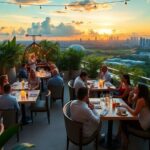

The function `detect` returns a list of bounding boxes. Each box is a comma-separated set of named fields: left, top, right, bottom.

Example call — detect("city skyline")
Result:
left=0, top=0, right=150, bottom=41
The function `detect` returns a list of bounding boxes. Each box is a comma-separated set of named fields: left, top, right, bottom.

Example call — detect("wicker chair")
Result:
left=128, top=126, right=150, bottom=150
left=30, top=91, right=51, bottom=124
left=63, top=101, right=101, bottom=150
left=68, top=80, right=75, bottom=101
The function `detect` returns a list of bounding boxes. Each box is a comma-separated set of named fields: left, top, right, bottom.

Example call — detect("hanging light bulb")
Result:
left=65, top=5, right=67, bottom=10
left=125, top=0, right=127, bottom=5
left=40, top=5, right=42, bottom=9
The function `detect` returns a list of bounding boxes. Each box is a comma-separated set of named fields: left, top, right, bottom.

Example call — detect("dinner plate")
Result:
left=116, top=112, right=128, bottom=116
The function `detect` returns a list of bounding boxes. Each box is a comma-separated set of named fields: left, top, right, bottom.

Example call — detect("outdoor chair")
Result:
left=128, top=126, right=150, bottom=150
left=0, top=109, right=21, bottom=142
left=30, top=91, right=51, bottom=124
left=68, top=80, right=75, bottom=101
left=48, top=85, right=64, bottom=108
left=63, top=101, right=101, bottom=150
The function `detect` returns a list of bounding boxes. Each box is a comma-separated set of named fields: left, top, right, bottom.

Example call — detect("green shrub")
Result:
left=59, top=48, right=85, bottom=71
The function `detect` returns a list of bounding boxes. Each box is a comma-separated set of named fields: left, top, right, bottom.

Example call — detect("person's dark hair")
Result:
left=22, top=63, right=26, bottom=68
left=80, top=71, right=87, bottom=78
left=3, top=84, right=11, bottom=93
left=77, top=87, right=88, bottom=100
left=122, top=74, right=130, bottom=85
left=137, top=83, right=150, bottom=109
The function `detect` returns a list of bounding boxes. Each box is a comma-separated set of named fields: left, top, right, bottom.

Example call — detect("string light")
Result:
left=0, top=0, right=130, bottom=9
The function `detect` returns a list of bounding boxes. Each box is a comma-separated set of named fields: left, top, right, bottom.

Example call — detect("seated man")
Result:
left=18, top=63, right=28, bottom=80
left=99, top=65, right=111, bottom=82
left=0, top=84, right=20, bottom=110
left=73, top=71, right=88, bottom=96
left=47, top=69, right=64, bottom=102
left=47, top=68, right=64, bottom=88
left=70, top=87, right=100, bottom=137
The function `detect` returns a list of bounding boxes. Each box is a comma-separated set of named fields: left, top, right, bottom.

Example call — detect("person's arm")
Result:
left=14, top=98, right=20, bottom=110
left=115, top=87, right=130, bottom=99
left=32, top=78, right=40, bottom=90
left=122, top=98, right=145, bottom=116
left=85, top=106, right=100, bottom=124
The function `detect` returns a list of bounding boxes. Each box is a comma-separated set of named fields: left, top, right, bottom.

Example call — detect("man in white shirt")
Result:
left=73, top=71, right=88, bottom=96
left=99, top=65, right=111, bottom=82
left=70, top=87, right=100, bottom=137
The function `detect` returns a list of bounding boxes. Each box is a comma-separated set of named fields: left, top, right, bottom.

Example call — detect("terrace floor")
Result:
left=5, top=83, right=149, bottom=150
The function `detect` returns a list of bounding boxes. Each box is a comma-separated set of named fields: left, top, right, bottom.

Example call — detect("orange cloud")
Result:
left=68, top=0, right=112, bottom=12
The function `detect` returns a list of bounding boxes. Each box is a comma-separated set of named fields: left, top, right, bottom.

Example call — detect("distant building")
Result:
left=140, top=37, right=150, bottom=49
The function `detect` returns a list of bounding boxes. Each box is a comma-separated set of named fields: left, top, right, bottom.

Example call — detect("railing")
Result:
left=81, top=61, right=150, bottom=87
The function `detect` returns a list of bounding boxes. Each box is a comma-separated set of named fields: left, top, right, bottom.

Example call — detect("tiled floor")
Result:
left=5, top=83, right=149, bottom=150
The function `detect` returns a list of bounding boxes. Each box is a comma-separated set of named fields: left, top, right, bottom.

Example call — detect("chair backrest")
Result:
left=68, top=80, right=75, bottom=101
left=63, top=101, right=83, bottom=144
left=0, top=109, right=18, bottom=129
left=45, top=90, right=51, bottom=109
left=49, top=85, right=64, bottom=100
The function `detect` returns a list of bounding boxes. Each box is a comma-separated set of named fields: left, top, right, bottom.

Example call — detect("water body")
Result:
left=104, top=58, right=145, bottom=67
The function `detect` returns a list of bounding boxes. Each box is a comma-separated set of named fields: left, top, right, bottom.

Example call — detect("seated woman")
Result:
left=28, top=69, right=40, bottom=90
left=113, top=74, right=132, bottom=102
left=0, top=75, right=9, bottom=94
left=120, top=83, right=150, bottom=150
left=18, top=63, right=28, bottom=81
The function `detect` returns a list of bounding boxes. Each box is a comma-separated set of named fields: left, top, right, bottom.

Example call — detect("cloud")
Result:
left=12, top=0, right=48, bottom=4
left=27, top=17, right=82, bottom=36
left=68, top=0, right=111, bottom=12
left=72, top=21, right=84, bottom=25
left=12, top=27, right=25, bottom=35
left=55, top=11, right=67, bottom=14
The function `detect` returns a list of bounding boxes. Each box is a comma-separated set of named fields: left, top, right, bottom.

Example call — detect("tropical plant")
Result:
left=83, top=55, right=108, bottom=78
left=59, top=48, right=85, bottom=71
left=0, top=37, right=24, bottom=74
left=39, top=40, right=60, bottom=63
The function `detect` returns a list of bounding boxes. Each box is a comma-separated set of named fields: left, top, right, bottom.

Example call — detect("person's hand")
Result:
left=120, top=104, right=128, bottom=109
left=88, top=103, right=94, bottom=110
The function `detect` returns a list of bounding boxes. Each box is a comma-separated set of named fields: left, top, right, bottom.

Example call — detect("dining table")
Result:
left=87, top=80, right=116, bottom=92
left=89, top=97, right=138, bottom=149
left=11, top=90, right=40, bottom=125
left=36, top=70, right=51, bottom=91
left=11, top=81, right=28, bottom=91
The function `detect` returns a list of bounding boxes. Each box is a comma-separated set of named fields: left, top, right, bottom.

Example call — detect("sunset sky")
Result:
left=0, top=0, right=150, bottom=41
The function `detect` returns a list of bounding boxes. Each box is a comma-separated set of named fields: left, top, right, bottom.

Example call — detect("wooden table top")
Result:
left=36, top=70, right=51, bottom=79
left=11, top=90, right=40, bottom=104
left=11, top=81, right=28, bottom=91
left=88, top=80, right=116, bottom=92
left=89, top=98, right=138, bottom=121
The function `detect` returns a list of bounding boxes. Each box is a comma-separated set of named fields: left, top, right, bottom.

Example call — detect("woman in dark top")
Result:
left=113, top=74, right=132, bottom=102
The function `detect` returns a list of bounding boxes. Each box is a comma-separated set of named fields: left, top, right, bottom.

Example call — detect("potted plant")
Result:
left=59, top=48, right=85, bottom=80
left=0, top=37, right=24, bottom=83
left=83, top=55, right=107, bottom=79
left=39, top=40, right=60, bottom=63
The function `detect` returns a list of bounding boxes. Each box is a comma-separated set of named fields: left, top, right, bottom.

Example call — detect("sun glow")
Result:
left=98, top=29, right=112, bottom=35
